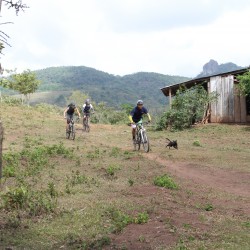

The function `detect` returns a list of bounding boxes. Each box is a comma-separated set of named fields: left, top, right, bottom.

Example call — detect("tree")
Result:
left=237, top=71, right=250, bottom=96
left=1, top=69, right=40, bottom=104
left=67, top=90, right=90, bottom=109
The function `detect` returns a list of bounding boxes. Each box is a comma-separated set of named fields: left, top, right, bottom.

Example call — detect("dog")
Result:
left=166, top=138, right=178, bottom=149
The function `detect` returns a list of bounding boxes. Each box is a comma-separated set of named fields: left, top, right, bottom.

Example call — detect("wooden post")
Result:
left=169, top=88, right=172, bottom=108
left=0, top=121, right=3, bottom=179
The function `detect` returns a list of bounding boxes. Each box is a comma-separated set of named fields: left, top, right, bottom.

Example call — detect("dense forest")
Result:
left=33, top=66, right=189, bottom=108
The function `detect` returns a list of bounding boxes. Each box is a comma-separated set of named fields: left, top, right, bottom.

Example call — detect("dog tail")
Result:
left=166, top=138, right=171, bottom=142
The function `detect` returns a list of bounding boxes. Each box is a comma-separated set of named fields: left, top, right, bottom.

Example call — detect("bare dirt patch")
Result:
left=145, top=153, right=250, bottom=198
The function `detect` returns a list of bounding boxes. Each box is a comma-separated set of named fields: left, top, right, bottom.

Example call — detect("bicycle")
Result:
left=66, top=117, right=76, bottom=140
left=83, top=113, right=93, bottom=132
left=133, top=121, right=150, bottom=152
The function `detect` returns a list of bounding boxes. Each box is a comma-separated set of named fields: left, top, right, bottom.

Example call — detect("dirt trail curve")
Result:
left=144, top=153, right=250, bottom=198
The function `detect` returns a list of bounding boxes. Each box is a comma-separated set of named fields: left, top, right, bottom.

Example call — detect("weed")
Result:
left=242, top=221, right=250, bottom=228
left=128, top=179, right=134, bottom=186
left=107, top=208, right=133, bottom=233
left=1, top=185, right=57, bottom=216
left=154, top=174, right=178, bottom=190
left=65, top=184, right=71, bottom=194
left=138, top=235, right=146, bottom=242
left=47, top=182, right=58, bottom=198
left=183, top=223, right=191, bottom=229
left=3, top=165, right=16, bottom=177
left=134, top=212, right=149, bottom=224
left=71, top=170, right=87, bottom=186
left=107, top=208, right=149, bottom=233
left=193, top=140, right=202, bottom=147
left=88, top=236, right=111, bottom=249
left=106, top=164, right=120, bottom=176
left=110, top=147, right=121, bottom=157
left=2, top=186, right=29, bottom=209
left=86, top=148, right=102, bottom=159
left=123, top=150, right=135, bottom=160
left=177, top=238, right=188, bottom=250
left=204, top=203, right=214, bottom=211
left=6, top=212, right=21, bottom=228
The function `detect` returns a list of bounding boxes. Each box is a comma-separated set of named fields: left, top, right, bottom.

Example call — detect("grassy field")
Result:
left=0, top=103, right=249, bottom=250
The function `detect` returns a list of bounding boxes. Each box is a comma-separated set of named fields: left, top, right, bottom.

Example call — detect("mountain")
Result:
left=197, top=59, right=244, bottom=78
left=33, top=66, right=189, bottom=108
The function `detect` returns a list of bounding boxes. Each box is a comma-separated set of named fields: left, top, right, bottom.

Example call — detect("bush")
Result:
left=156, top=85, right=217, bottom=131
left=1, top=185, right=57, bottom=215
left=154, top=174, right=178, bottom=190
left=1, top=95, right=22, bottom=106
left=91, top=102, right=128, bottom=125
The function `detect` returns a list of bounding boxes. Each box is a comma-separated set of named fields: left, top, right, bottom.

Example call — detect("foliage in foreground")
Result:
left=156, top=85, right=217, bottom=131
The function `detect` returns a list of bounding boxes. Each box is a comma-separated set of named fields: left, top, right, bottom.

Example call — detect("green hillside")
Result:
left=34, top=66, right=189, bottom=108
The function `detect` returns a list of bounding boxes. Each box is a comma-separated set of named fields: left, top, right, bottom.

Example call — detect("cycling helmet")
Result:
left=85, top=99, right=90, bottom=105
left=69, top=101, right=76, bottom=107
left=137, top=100, right=143, bottom=105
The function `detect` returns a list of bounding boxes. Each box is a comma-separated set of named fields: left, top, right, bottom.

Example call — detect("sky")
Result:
left=1, top=0, right=250, bottom=77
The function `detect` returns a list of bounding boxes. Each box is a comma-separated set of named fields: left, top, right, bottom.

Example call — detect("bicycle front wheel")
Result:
left=85, top=119, right=90, bottom=133
left=141, top=131, right=150, bottom=153
left=66, top=130, right=70, bottom=139
left=134, top=132, right=141, bottom=151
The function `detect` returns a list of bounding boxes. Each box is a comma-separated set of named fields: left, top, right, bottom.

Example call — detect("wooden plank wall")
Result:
left=209, top=75, right=246, bottom=123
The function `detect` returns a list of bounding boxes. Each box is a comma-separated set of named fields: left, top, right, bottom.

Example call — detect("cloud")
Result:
left=1, top=0, right=250, bottom=77
left=95, top=0, right=250, bottom=32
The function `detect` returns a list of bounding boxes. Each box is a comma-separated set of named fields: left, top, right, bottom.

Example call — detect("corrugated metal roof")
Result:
left=161, top=67, right=250, bottom=97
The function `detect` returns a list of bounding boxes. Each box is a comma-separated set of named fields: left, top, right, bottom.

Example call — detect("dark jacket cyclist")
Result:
left=63, top=102, right=81, bottom=131
left=129, top=100, right=151, bottom=141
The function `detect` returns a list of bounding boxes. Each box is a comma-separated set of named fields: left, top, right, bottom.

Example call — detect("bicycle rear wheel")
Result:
left=141, top=131, right=150, bottom=153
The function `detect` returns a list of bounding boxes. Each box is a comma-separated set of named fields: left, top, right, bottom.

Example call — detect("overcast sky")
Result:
left=1, top=0, right=250, bottom=77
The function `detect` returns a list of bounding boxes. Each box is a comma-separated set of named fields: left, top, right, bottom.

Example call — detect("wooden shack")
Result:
left=161, top=68, right=250, bottom=123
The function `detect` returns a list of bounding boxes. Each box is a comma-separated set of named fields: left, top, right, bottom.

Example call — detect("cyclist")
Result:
left=63, top=102, right=81, bottom=132
left=82, top=99, right=94, bottom=123
left=129, top=100, right=151, bottom=142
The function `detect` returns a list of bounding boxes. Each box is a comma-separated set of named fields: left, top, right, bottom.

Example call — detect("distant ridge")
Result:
left=196, top=59, right=244, bottom=78
left=33, top=66, right=190, bottom=108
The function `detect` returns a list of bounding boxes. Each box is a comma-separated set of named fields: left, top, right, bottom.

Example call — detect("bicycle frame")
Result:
left=66, top=118, right=75, bottom=140
left=134, top=121, right=150, bottom=152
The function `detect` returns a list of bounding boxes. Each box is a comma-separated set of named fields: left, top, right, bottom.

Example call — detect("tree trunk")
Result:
left=0, top=120, right=3, bottom=179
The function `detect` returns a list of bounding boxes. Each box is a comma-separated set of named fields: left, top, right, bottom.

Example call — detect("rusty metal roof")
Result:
left=161, top=67, right=250, bottom=97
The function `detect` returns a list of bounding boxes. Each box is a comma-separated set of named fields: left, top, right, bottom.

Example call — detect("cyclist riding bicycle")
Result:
left=82, top=99, right=94, bottom=121
left=129, top=100, right=151, bottom=142
left=63, top=102, right=81, bottom=132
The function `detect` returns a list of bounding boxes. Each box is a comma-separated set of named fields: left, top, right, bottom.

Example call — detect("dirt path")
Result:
left=145, top=153, right=250, bottom=198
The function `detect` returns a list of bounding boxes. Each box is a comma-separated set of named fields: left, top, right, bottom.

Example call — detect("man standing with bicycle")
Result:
left=63, top=102, right=81, bottom=132
left=129, top=100, right=151, bottom=143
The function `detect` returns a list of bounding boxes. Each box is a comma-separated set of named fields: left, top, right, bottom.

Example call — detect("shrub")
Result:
left=1, top=95, right=22, bottom=106
left=154, top=174, right=178, bottom=190
left=156, top=85, right=218, bottom=131
left=193, top=140, right=202, bottom=147
left=1, top=185, right=57, bottom=215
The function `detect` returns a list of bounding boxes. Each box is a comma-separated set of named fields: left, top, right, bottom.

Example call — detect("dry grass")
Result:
left=0, top=103, right=249, bottom=249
